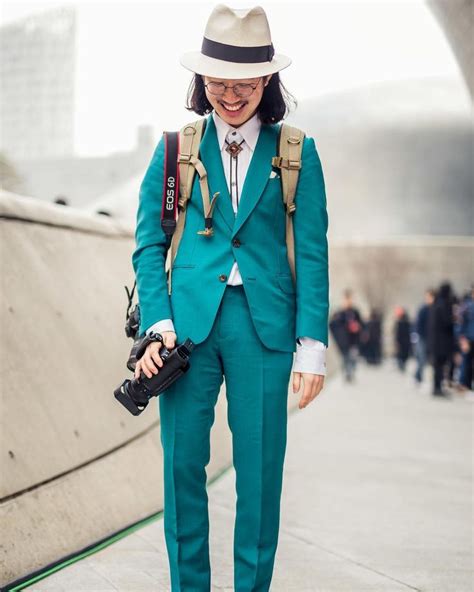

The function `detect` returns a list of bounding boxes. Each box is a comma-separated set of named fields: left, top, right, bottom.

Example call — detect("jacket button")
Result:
left=232, top=238, right=241, bottom=247
left=219, top=274, right=227, bottom=282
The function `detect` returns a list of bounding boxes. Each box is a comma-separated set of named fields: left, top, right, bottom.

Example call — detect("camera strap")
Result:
left=160, top=131, right=180, bottom=239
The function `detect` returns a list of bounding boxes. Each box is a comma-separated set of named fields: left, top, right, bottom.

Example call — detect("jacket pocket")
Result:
left=172, top=263, right=196, bottom=269
left=276, top=273, right=295, bottom=294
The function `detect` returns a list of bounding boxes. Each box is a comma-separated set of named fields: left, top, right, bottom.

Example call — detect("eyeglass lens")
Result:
left=206, top=82, right=256, bottom=97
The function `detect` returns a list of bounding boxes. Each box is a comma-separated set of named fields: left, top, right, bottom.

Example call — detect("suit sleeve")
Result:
left=293, top=136, right=329, bottom=346
left=132, top=135, right=173, bottom=338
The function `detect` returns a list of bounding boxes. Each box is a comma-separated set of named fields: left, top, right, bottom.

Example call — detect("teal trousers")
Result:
left=158, top=283, right=294, bottom=591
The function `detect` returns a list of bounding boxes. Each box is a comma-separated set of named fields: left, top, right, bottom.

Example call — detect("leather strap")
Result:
left=272, top=124, right=305, bottom=284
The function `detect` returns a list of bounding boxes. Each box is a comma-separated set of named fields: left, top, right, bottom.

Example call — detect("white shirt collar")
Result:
left=212, top=110, right=261, bottom=152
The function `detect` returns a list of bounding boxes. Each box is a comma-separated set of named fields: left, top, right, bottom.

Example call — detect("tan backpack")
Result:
left=165, top=118, right=305, bottom=294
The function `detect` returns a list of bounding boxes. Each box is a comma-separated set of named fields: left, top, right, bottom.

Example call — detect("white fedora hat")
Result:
left=179, top=4, right=291, bottom=79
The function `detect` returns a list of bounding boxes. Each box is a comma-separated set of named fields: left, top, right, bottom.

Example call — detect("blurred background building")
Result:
left=0, top=5, right=154, bottom=205
left=0, top=6, right=76, bottom=161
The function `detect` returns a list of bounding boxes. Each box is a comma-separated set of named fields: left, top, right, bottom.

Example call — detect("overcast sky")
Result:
left=1, top=0, right=463, bottom=156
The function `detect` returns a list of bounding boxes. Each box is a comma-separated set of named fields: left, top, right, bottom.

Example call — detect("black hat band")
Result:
left=201, top=37, right=275, bottom=64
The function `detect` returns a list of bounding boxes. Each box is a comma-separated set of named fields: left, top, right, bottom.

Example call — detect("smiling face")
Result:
left=202, top=74, right=272, bottom=127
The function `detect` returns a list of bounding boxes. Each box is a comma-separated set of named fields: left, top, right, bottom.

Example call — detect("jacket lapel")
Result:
left=231, top=122, right=277, bottom=239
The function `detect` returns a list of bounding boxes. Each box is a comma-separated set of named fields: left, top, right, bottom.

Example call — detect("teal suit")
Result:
left=132, top=113, right=329, bottom=591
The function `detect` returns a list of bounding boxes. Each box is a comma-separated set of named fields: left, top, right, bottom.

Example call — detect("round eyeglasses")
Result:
left=204, top=79, right=261, bottom=98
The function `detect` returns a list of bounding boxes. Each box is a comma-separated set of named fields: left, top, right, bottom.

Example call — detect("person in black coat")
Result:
left=329, top=289, right=364, bottom=382
left=394, top=307, right=412, bottom=371
left=427, top=281, right=455, bottom=397
left=361, top=308, right=383, bottom=365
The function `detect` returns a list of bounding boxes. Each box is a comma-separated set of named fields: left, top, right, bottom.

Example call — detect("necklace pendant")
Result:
left=225, top=141, right=243, bottom=157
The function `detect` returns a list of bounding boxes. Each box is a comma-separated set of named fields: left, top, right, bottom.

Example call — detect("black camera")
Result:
left=117, top=283, right=195, bottom=415
left=114, top=336, right=195, bottom=416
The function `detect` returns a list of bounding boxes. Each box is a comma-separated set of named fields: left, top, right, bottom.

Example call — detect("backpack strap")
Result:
left=166, top=117, right=219, bottom=295
left=178, top=117, right=219, bottom=237
left=272, top=123, right=305, bottom=284
left=177, top=118, right=207, bottom=210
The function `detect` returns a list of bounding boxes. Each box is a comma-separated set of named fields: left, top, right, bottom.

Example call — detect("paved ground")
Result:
left=27, top=359, right=473, bottom=591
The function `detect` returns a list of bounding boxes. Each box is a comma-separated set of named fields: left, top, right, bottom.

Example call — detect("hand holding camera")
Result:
left=134, top=330, right=177, bottom=379
left=116, top=288, right=195, bottom=415
left=114, top=327, right=195, bottom=416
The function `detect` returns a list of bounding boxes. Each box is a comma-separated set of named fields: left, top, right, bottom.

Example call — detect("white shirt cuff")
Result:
left=145, top=318, right=175, bottom=336
left=292, top=336, right=327, bottom=375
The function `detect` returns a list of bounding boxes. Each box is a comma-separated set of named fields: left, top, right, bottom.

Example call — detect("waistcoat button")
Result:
left=219, top=274, right=227, bottom=282
left=232, top=238, right=241, bottom=247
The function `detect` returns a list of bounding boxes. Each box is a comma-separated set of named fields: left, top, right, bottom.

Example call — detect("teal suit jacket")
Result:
left=132, top=113, right=329, bottom=353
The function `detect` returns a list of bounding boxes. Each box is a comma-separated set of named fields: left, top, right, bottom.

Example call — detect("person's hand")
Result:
left=292, top=371, right=325, bottom=409
left=134, top=331, right=177, bottom=379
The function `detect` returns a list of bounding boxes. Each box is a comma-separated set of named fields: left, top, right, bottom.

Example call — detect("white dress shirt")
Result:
left=146, top=110, right=327, bottom=375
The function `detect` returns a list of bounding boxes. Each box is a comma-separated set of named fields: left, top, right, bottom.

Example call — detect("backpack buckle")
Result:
left=271, top=156, right=301, bottom=170
left=288, top=160, right=301, bottom=170
left=183, top=125, right=197, bottom=136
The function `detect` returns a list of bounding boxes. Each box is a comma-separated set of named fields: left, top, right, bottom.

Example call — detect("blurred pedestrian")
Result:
left=361, top=308, right=383, bottom=365
left=413, top=289, right=435, bottom=384
left=427, top=282, right=455, bottom=397
left=394, top=306, right=412, bottom=372
left=458, top=285, right=474, bottom=393
left=329, top=289, right=363, bottom=382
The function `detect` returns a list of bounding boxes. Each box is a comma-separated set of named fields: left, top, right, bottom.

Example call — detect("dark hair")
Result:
left=184, top=72, right=297, bottom=124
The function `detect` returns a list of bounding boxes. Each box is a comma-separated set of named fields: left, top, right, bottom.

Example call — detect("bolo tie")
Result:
left=225, top=129, right=245, bottom=211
